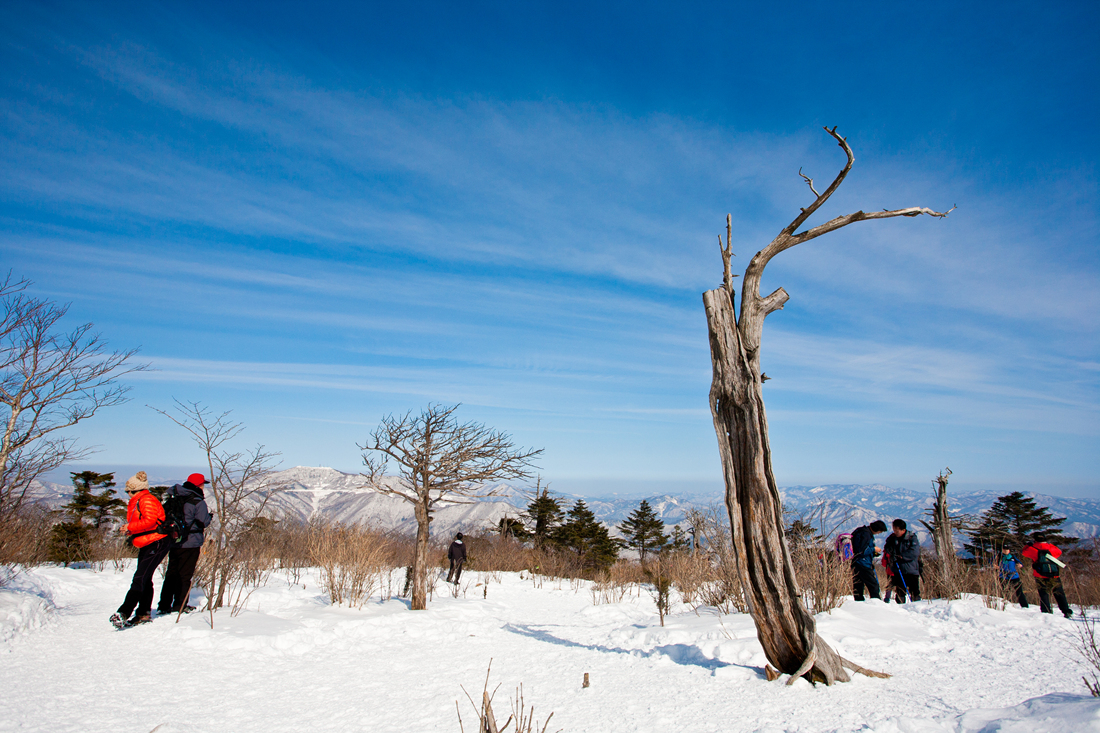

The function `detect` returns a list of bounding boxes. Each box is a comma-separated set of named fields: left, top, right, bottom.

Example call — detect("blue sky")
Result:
left=2, top=1, right=1097, bottom=497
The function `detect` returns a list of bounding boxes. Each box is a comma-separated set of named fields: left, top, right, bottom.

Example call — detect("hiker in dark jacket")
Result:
left=157, top=474, right=213, bottom=615
left=447, top=533, right=467, bottom=584
left=998, top=548, right=1029, bottom=608
left=850, top=520, right=887, bottom=601
left=882, top=519, right=921, bottom=603
left=1022, top=539, right=1072, bottom=617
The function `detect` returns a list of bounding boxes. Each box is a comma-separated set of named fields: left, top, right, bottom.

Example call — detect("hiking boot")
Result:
left=125, top=614, right=152, bottom=627
left=182, top=605, right=197, bottom=613
left=109, top=613, right=126, bottom=630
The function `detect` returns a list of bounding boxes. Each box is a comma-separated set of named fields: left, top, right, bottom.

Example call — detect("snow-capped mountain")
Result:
left=258, top=466, right=524, bottom=539
left=26, top=467, right=1100, bottom=543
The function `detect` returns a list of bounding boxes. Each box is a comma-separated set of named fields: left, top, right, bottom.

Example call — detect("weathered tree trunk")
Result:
left=923, top=468, right=955, bottom=590
left=411, top=499, right=431, bottom=610
left=704, top=287, right=850, bottom=684
left=702, top=126, right=951, bottom=685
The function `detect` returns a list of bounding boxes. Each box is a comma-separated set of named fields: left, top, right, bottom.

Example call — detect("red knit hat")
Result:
left=187, top=473, right=207, bottom=486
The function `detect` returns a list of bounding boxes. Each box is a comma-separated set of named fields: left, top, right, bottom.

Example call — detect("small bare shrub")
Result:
left=0, top=503, right=53, bottom=585
left=664, top=550, right=709, bottom=605
left=1075, top=613, right=1100, bottom=697
left=457, top=662, right=557, bottom=733
left=790, top=545, right=850, bottom=614
left=687, top=505, right=747, bottom=614
left=309, top=520, right=393, bottom=608
left=590, top=561, right=640, bottom=605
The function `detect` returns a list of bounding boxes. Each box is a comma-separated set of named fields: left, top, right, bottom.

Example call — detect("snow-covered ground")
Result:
left=2, top=565, right=1099, bottom=733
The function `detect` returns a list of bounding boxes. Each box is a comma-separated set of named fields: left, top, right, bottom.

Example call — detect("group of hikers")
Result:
left=110, top=471, right=213, bottom=629
left=842, top=518, right=1073, bottom=617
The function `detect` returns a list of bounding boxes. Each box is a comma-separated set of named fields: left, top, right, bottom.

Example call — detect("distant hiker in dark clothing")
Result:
left=447, top=533, right=467, bottom=584
left=157, top=473, right=213, bottom=616
left=850, top=520, right=888, bottom=601
left=882, top=519, right=921, bottom=603
left=111, top=471, right=170, bottom=629
left=998, top=548, right=1029, bottom=608
left=1023, top=539, right=1072, bottom=617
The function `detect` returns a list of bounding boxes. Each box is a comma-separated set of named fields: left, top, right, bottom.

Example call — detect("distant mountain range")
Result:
left=27, top=467, right=1100, bottom=545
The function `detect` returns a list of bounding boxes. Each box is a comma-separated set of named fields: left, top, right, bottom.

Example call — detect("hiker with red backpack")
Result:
left=110, top=471, right=170, bottom=629
left=157, top=473, right=213, bottom=616
left=1022, top=539, right=1073, bottom=618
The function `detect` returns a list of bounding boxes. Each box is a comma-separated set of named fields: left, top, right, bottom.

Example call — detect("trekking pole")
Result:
left=175, top=578, right=194, bottom=624
left=894, top=560, right=909, bottom=601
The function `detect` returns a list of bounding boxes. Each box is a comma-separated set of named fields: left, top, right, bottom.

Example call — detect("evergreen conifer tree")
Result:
left=525, top=487, right=563, bottom=547
left=668, top=525, right=690, bottom=552
left=965, top=491, right=1075, bottom=560
left=618, top=499, right=668, bottom=564
left=784, top=518, right=821, bottom=549
left=71, top=471, right=124, bottom=528
left=47, top=471, right=121, bottom=565
left=551, top=500, right=621, bottom=571
left=497, top=515, right=531, bottom=540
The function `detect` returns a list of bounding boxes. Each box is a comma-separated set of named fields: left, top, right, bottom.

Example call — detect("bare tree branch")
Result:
left=737, top=127, right=954, bottom=355
left=1, top=275, right=147, bottom=518
left=797, top=167, right=820, bottom=197
left=150, top=400, right=285, bottom=610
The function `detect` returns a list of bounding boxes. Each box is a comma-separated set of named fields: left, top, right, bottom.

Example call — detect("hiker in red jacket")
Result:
left=1022, top=539, right=1073, bottom=618
left=110, top=471, right=171, bottom=629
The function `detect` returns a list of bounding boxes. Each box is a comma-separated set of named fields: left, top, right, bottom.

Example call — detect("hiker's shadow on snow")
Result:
left=502, top=623, right=737, bottom=672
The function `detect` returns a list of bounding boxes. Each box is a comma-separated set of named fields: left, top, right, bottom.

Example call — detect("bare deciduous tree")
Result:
left=703, top=127, right=953, bottom=684
left=151, top=399, right=284, bottom=610
left=360, top=404, right=541, bottom=610
left=1, top=272, right=146, bottom=521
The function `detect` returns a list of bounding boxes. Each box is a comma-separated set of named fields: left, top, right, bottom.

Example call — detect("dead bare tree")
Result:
left=921, top=467, right=958, bottom=590
left=151, top=400, right=284, bottom=610
left=703, top=126, right=953, bottom=684
left=1, top=272, right=146, bottom=521
left=360, top=404, right=541, bottom=610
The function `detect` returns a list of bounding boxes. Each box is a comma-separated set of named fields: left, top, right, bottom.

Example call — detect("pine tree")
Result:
left=551, top=500, right=621, bottom=571
left=498, top=515, right=531, bottom=540
left=525, top=487, right=563, bottom=547
left=785, top=519, right=821, bottom=549
left=668, top=525, right=690, bottom=552
left=47, top=471, right=121, bottom=565
left=965, top=491, right=1075, bottom=560
left=618, top=499, right=669, bottom=564
left=71, top=471, right=124, bottom=528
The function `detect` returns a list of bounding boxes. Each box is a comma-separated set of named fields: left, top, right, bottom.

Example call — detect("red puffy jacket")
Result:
left=1022, top=542, right=1062, bottom=579
left=126, top=490, right=166, bottom=548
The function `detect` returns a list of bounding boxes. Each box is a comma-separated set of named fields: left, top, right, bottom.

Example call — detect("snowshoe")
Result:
left=181, top=605, right=197, bottom=614
left=109, top=613, right=126, bottom=630
left=125, top=614, right=152, bottom=628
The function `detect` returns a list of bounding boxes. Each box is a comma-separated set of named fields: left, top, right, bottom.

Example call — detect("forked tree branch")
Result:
left=736, top=126, right=954, bottom=350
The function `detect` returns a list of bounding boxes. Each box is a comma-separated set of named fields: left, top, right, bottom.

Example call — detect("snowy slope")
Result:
left=2, top=565, right=1099, bottom=732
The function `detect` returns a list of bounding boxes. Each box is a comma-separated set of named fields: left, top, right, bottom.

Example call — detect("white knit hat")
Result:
left=125, top=471, right=149, bottom=493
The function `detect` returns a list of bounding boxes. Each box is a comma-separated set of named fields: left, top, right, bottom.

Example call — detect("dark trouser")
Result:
left=852, top=562, right=879, bottom=600
left=447, top=558, right=464, bottom=584
left=888, top=573, right=921, bottom=603
left=117, top=538, right=170, bottom=619
left=1004, top=576, right=1029, bottom=608
left=1035, top=576, right=1072, bottom=616
left=158, top=546, right=201, bottom=613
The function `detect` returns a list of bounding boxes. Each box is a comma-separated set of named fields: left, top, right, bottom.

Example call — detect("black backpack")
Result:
left=1035, top=549, right=1060, bottom=577
left=159, top=493, right=198, bottom=545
